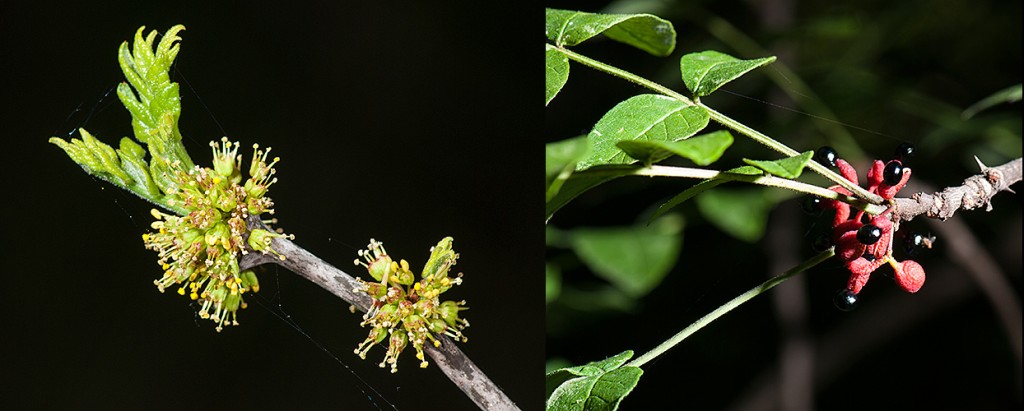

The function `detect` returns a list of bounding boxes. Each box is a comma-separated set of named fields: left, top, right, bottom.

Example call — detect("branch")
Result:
left=239, top=217, right=519, bottom=410
left=892, top=157, right=1021, bottom=222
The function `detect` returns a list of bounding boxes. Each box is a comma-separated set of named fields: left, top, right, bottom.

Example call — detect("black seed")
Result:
left=802, top=196, right=824, bottom=215
left=812, top=234, right=832, bottom=252
left=814, top=146, right=838, bottom=168
left=883, top=161, right=904, bottom=186
left=834, top=289, right=858, bottom=311
left=857, top=224, right=882, bottom=245
left=895, top=142, right=915, bottom=162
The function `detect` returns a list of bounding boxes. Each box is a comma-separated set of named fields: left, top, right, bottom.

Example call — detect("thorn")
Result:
left=973, top=155, right=990, bottom=172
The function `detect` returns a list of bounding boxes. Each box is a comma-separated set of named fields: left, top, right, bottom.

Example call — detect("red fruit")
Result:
left=836, top=159, right=859, bottom=184
left=845, top=256, right=887, bottom=294
left=846, top=270, right=871, bottom=295
left=865, top=160, right=885, bottom=191
left=893, top=260, right=926, bottom=293
left=827, top=185, right=854, bottom=225
left=836, top=231, right=866, bottom=262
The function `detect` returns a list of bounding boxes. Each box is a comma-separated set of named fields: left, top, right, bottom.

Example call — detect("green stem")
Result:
left=553, top=45, right=886, bottom=207
left=577, top=165, right=886, bottom=213
left=697, top=103, right=884, bottom=204
left=551, top=45, right=694, bottom=106
left=625, top=248, right=836, bottom=369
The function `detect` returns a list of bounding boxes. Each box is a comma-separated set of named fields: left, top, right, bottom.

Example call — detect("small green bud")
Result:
left=239, top=269, right=260, bottom=292
left=422, top=237, right=456, bottom=280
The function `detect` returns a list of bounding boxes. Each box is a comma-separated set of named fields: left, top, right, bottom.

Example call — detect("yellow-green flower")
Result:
left=143, top=138, right=291, bottom=331
left=352, top=237, right=469, bottom=372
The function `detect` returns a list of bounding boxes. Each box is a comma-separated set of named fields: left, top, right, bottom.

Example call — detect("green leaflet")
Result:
left=742, top=150, right=814, bottom=179
left=680, top=50, right=776, bottom=98
left=577, top=95, right=709, bottom=170
left=49, top=25, right=193, bottom=215
left=566, top=215, right=683, bottom=298
left=546, top=9, right=675, bottom=56
left=617, top=130, right=733, bottom=167
left=546, top=350, right=644, bottom=411
left=696, top=188, right=780, bottom=243
left=546, top=136, right=591, bottom=201
left=546, top=45, right=570, bottom=105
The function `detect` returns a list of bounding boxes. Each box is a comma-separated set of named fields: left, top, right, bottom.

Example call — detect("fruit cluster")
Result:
left=809, top=144, right=926, bottom=310
left=352, top=237, right=469, bottom=373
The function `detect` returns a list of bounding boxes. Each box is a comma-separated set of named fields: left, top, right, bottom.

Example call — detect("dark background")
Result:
left=547, top=0, right=1021, bottom=410
left=2, top=2, right=538, bottom=410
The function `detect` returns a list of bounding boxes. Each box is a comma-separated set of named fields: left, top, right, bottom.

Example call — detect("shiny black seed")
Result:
left=895, top=142, right=915, bottom=162
left=882, top=161, right=903, bottom=186
left=857, top=224, right=882, bottom=245
left=834, top=289, right=858, bottom=311
left=812, top=234, right=832, bottom=252
left=814, top=146, right=838, bottom=168
left=802, top=196, right=824, bottom=215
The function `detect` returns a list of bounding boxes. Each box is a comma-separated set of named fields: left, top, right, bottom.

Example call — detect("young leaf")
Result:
left=545, top=9, right=676, bottom=56
left=546, top=350, right=644, bottom=411
left=546, top=165, right=636, bottom=222
left=117, top=25, right=193, bottom=170
left=50, top=25, right=193, bottom=215
left=648, top=165, right=762, bottom=223
left=617, top=130, right=733, bottom=166
left=680, top=50, right=776, bottom=98
left=577, top=94, right=709, bottom=170
left=568, top=215, right=683, bottom=297
left=696, top=188, right=778, bottom=242
left=546, top=45, right=571, bottom=105
left=546, top=136, right=591, bottom=201
left=742, top=150, right=813, bottom=179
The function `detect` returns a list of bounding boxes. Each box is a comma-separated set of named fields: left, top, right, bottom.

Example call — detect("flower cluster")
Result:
left=352, top=237, right=470, bottom=373
left=143, top=138, right=292, bottom=331
left=812, top=146, right=926, bottom=308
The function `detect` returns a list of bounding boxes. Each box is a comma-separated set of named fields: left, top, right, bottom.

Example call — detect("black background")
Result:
left=2, top=2, right=539, bottom=410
